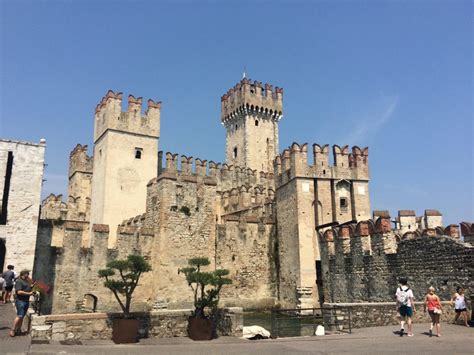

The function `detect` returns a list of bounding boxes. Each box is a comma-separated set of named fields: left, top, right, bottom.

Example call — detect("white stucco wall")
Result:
left=0, top=139, right=46, bottom=272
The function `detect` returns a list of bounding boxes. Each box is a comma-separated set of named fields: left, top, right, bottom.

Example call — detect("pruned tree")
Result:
left=98, top=254, right=152, bottom=318
left=178, top=257, right=232, bottom=318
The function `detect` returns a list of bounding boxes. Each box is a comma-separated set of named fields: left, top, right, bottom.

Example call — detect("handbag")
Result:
left=433, top=307, right=442, bottom=314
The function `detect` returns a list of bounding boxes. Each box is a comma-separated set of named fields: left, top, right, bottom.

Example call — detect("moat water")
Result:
left=243, top=311, right=322, bottom=338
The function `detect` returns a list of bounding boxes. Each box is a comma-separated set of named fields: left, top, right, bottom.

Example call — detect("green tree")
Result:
left=178, top=257, right=232, bottom=318
left=98, top=254, right=152, bottom=318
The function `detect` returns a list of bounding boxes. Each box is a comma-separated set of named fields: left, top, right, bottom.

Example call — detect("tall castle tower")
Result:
left=90, top=90, right=161, bottom=245
left=221, top=78, right=283, bottom=172
left=67, top=144, right=93, bottom=221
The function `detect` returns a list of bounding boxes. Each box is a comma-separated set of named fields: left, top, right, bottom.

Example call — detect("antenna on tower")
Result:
left=242, top=66, right=247, bottom=79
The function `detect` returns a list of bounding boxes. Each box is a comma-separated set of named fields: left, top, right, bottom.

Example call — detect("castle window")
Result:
left=233, top=147, right=238, bottom=159
left=235, top=124, right=238, bottom=130
left=340, top=197, right=348, bottom=211
left=255, top=120, right=259, bottom=126
left=135, top=148, right=143, bottom=159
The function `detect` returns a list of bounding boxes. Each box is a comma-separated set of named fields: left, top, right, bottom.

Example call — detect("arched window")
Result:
left=233, top=147, right=238, bottom=158
left=255, top=120, right=259, bottom=126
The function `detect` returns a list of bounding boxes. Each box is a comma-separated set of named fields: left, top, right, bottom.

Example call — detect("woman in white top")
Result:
left=450, top=287, right=469, bottom=326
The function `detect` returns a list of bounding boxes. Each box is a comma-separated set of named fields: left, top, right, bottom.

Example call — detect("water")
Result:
left=244, top=311, right=322, bottom=338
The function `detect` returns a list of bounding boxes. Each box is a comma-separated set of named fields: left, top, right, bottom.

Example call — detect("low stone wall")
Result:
left=323, top=302, right=466, bottom=330
left=29, top=307, right=243, bottom=341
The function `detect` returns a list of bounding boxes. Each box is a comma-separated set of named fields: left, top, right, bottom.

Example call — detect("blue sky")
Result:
left=1, top=0, right=472, bottom=225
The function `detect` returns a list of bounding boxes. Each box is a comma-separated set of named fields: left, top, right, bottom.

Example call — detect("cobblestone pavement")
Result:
left=1, top=303, right=472, bottom=355
left=0, top=301, right=31, bottom=355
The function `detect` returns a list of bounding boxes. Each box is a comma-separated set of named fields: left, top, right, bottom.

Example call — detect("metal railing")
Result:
left=322, top=305, right=352, bottom=334
left=270, top=306, right=352, bottom=338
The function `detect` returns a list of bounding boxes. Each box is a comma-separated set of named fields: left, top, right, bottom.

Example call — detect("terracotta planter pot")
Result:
left=188, top=317, right=214, bottom=340
left=112, top=318, right=139, bottom=344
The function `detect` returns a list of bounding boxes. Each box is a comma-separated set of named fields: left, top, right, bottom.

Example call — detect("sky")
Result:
left=0, top=0, right=472, bottom=225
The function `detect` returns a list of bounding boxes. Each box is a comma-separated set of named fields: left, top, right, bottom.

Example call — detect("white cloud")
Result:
left=344, top=95, right=399, bottom=145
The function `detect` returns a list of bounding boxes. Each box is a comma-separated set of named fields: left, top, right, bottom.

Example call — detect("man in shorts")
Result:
left=10, top=270, right=34, bottom=337
left=395, top=277, right=416, bottom=337
left=2, top=265, right=16, bottom=303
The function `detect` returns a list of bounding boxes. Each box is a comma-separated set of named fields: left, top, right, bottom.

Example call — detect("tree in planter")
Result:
left=98, top=254, right=152, bottom=318
left=178, top=257, right=232, bottom=319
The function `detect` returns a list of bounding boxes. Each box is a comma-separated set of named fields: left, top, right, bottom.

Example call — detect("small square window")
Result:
left=135, top=148, right=143, bottom=159
left=340, top=198, right=348, bottom=209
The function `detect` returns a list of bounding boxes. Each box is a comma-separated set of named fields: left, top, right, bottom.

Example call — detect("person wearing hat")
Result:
left=9, top=270, right=35, bottom=337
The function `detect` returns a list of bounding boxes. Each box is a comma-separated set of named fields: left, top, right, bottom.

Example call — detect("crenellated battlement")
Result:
left=319, top=216, right=473, bottom=304
left=120, top=213, right=146, bottom=227
left=220, top=185, right=275, bottom=215
left=319, top=215, right=470, bottom=258
left=93, top=90, right=161, bottom=143
left=274, top=142, right=369, bottom=186
left=40, top=194, right=68, bottom=220
left=221, top=78, right=283, bottom=125
left=69, top=144, right=93, bottom=178
left=156, top=151, right=274, bottom=190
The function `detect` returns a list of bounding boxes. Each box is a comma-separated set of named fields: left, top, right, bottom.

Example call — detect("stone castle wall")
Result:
left=320, top=218, right=474, bottom=304
left=216, top=218, right=277, bottom=309
left=33, top=80, right=474, bottom=319
left=0, top=139, right=46, bottom=272
left=35, top=221, right=155, bottom=315
left=37, top=150, right=282, bottom=314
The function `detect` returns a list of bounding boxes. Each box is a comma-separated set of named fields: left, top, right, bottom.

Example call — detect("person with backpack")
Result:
left=2, top=265, right=16, bottom=304
left=395, top=277, right=416, bottom=337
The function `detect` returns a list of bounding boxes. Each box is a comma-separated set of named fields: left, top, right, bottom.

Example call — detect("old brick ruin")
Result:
left=34, top=78, right=473, bottom=315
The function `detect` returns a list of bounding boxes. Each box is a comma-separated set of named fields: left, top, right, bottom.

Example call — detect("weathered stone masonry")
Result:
left=0, top=139, right=45, bottom=272
left=35, top=78, right=473, bottom=316
left=320, top=216, right=473, bottom=304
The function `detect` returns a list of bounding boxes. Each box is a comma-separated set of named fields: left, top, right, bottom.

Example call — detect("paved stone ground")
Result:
left=0, top=301, right=31, bottom=355
left=1, top=303, right=472, bottom=355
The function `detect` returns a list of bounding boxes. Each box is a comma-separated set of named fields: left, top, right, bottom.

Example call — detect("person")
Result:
left=0, top=274, right=5, bottom=303
left=424, top=286, right=442, bottom=337
left=450, top=287, right=469, bottom=326
left=395, top=277, right=416, bottom=337
left=2, top=265, right=16, bottom=303
left=9, top=270, right=35, bottom=337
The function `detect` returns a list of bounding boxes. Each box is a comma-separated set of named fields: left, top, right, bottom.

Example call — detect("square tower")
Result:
left=221, top=78, right=283, bottom=172
left=90, top=90, right=161, bottom=246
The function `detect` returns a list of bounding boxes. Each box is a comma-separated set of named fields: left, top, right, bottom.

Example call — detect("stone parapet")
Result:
left=94, top=90, right=160, bottom=143
left=29, top=307, right=243, bottom=341
left=221, top=78, right=283, bottom=124
left=274, top=142, right=369, bottom=187
left=323, top=302, right=463, bottom=330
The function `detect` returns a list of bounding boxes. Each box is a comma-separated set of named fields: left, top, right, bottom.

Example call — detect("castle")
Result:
left=36, top=78, right=473, bottom=315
